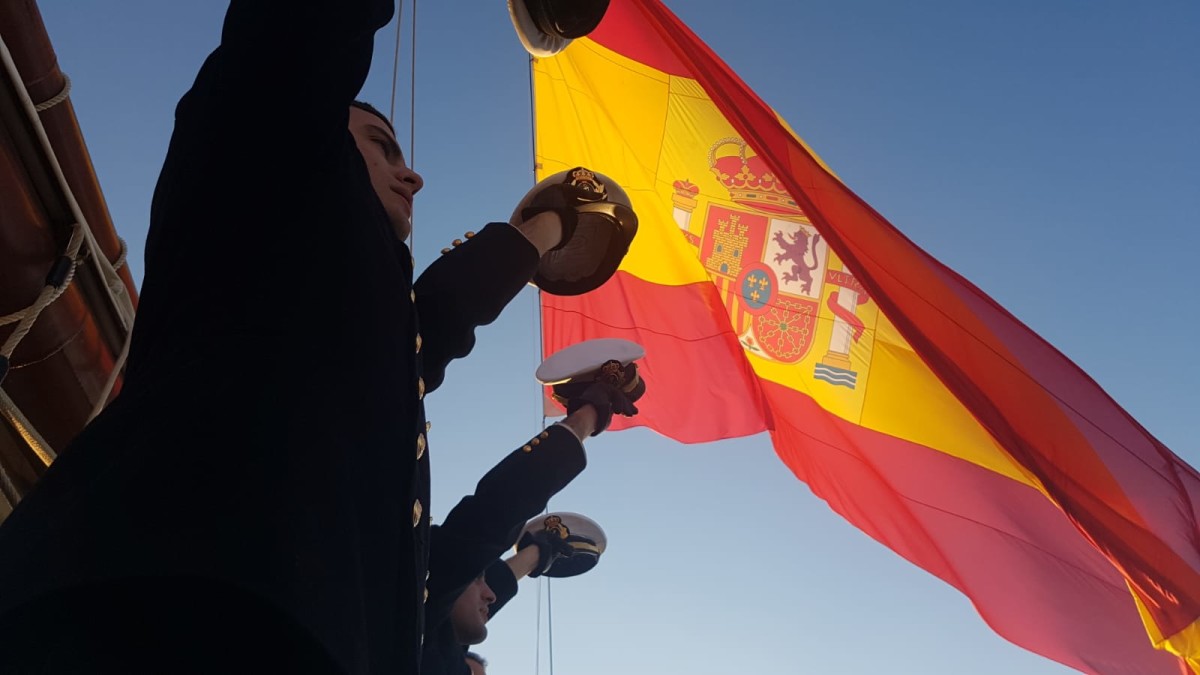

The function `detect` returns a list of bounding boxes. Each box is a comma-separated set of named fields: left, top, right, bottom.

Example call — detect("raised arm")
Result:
left=413, top=193, right=565, bottom=392
left=136, top=0, right=402, bottom=341
left=424, top=419, right=587, bottom=627
left=483, top=558, right=523, bottom=619
left=413, top=223, right=541, bottom=393
left=179, top=0, right=394, bottom=138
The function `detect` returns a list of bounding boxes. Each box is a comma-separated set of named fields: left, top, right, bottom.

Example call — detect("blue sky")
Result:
left=35, top=1, right=1199, bottom=673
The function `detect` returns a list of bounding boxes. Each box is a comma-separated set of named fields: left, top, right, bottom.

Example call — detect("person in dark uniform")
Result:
left=422, top=354, right=640, bottom=675
left=439, top=515, right=600, bottom=675
left=0, top=1, right=596, bottom=673
left=431, top=517, right=603, bottom=675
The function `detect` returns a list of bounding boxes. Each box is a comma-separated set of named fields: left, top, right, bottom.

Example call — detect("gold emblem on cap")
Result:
left=598, top=359, right=624, bottom=384
left=566, top=166, right=606, bottom=198
left=543, top=515, right=570, bottom=539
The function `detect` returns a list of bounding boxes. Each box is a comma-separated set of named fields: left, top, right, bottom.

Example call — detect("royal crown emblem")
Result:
left=566, top=166, right=606, bottom=198
left=543, top=514, right=570, bottom=539
left=709, top=138, right=804, bottom=218
left=672, top=179, right=700, bottom=210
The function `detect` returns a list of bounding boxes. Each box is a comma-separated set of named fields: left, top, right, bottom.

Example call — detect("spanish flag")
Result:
left=535, top=1, right=1200, bottom=672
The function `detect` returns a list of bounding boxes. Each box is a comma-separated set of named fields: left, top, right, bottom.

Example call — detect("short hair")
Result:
left=464, top=652, right=487, bottom=667
left=350, top=100, right=395, bottom=135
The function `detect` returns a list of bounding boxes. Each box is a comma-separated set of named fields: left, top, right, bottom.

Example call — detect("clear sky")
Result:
left=35, top=1, right=1199, bottom=673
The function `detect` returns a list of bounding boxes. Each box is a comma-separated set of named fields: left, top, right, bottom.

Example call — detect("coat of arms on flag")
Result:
left=671, top=138, right=872, bottom=388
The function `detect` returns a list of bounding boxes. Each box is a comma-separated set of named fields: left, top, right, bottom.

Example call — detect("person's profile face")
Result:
left=348, top=107, right=423, bottom=240
left=450, top=575, right=496, bottom=645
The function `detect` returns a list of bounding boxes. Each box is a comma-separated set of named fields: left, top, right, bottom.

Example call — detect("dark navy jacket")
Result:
left=0, top=1, right=537, bottom=673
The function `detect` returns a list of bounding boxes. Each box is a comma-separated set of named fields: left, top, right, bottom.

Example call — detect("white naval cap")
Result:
left=536, top=338, right=644, bottom=385
left=520, top=511, right=607, bottom=578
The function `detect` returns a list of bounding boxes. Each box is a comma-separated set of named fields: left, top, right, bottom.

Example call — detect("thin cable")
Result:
left=407, top=0, right=418, bottom=256
left=528, top=50, right=550, bottom=675
left=388, top=0, right=403, bottom=124
left=533, top=291, right=549, bottom=424
left=531, top=55, right=557, bottom=672
left=529, top=53, right=547, bottom=430
left=534, top=576, right=543, bottom=675
left=528, top=55, right=539, bottom=179
left=409, top=0, right=417, bottom=168
left=547, top=578, right=555, bottom=675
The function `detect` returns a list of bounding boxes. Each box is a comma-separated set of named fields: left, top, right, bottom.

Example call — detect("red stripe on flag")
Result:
left=589, top=0, right=691, bottom=76
left=944, top=273, right=1200, bottom=558
left=542, top=267, right=1185, bottom=672
left=541, top=272, right=768, bottom=443
left=763, top=380, right=1185, bottom=675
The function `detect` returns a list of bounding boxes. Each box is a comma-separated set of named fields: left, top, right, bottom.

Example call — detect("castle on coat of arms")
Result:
left=671, top=138, right=872, bottom=389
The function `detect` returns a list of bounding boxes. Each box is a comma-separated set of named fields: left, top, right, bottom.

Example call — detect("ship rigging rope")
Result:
left=0, top=33, right=135, bottom=471
left=33, top=73, right=70, bottom=112
left=0, top=227, right=127, bottom=388
left=0, top=34, right=137, bottom=379
left=0, top=220, right=89, bottom=468
left=88, top=321, right=133, bottom=423
left=0, top=223, right=86, bottom=375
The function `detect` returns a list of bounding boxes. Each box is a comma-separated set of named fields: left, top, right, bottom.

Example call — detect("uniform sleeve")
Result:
left=176, top=0, right=394, bottom=148
left=413, top=223, right=540, bottom=393
left=484, top=559, right=519, bottom=619
left=142, top=0, right=397, bottom=291
left=425, top=424, right=585, bottom=630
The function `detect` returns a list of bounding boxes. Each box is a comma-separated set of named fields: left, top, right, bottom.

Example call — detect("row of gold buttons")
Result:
left=439, top=230, right=476, bottom=255
left=521, top=429, right=552, bottom=453
left=412, top=258, right=432, bottom=605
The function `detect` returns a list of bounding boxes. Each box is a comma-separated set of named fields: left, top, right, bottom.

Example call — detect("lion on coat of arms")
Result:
left=772, top=228, right=822, bottom=295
